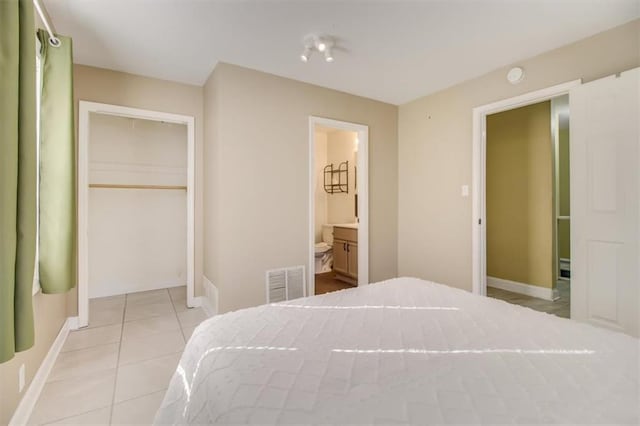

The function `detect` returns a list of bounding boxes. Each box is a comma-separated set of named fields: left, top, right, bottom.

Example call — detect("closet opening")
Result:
left=78, top=102, right=195, bottom=328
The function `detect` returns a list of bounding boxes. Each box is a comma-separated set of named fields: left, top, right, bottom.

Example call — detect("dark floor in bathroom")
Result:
left=315, top=272, right=355, bottom=295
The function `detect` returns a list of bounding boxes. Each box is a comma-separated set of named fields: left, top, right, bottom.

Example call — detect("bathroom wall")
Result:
left=326, top=130, right=358, bottom=224
left=486, top=101, right=554, bottom=289
left=314, top=131, right=328, bottom=243
left=88, top=114, right=188, bottom=298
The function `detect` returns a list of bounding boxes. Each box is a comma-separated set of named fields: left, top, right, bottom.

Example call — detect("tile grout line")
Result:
left=35, top=290, right=187, bottom=425
left=58, top=340, right=120, bottom=355
left=40, top=407, right=109, bottom=425
left=169, top=288, right=188, bottom=344
left=116, top=349, right=185, bottom=369
left=108, top=292, right=128, bottom=425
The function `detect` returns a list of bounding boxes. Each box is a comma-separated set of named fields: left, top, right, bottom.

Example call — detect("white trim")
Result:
left=198, top=297, right=214, bottom=317
left=471, top=80, right=582, bottom=298
left=78, top=101, right=196, bottom=328
left=9, top=317, right=78, bottom=426
left=308, top=116, right=369, bottom=296
left=488, top=277, right=560, bottom=301
left=201, top=275, right=218, bottom=316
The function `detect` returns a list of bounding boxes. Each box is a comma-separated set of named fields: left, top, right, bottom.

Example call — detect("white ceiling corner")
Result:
left=44, top=0, right=639, bottom=105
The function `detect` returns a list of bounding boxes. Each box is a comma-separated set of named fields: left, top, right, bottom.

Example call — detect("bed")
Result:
left=155, top=277, right=639, bottom=424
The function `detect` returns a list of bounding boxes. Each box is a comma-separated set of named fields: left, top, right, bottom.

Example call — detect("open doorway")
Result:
left=308, top=117, right=368, bottom=296
left=483, top=96, right=570, bottom=318
left=471, top=80, right=581, bottom=318
left=78, top=102, right=196, bottom=328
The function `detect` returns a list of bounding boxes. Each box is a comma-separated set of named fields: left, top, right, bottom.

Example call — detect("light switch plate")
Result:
left=461, top=185, right=470, bottom=197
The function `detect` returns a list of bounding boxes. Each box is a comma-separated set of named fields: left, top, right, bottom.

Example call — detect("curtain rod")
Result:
left=33, top=0, right=60, bottom=47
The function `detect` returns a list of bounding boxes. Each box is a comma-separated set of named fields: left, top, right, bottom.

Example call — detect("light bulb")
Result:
left=317, top=41, right=327, bottom=52
left=300, top=47, right=311, bottom=62
left=324, top=48, right=334, bottom=62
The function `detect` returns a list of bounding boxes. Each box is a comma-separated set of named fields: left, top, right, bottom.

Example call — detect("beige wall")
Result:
left=398, top=19, right=640, bottom=291
left=486, top=102, right=553, bottom=288
left=204, top=63, right=398, bottom=313
left=72, top=64, right=204, bottom=311
left=0, top=294, right=67, bottom=425
left=326, top=130, right=358, bottom=225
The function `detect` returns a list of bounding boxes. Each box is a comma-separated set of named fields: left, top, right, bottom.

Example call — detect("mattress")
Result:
left=155, top=277, right=639, bottom=424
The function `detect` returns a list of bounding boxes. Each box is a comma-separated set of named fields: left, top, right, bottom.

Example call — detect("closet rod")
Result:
left=89, top=184, right=187, bottom=191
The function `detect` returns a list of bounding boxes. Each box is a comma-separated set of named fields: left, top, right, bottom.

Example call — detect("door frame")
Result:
left=471, top=80, right=581, bottom=298
left=308, top=116, right=369, bottom=296
left=78, top=101, right=196, bottom=328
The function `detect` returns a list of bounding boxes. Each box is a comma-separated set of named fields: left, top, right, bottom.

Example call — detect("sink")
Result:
left=333, top=222, right=358, bottom=229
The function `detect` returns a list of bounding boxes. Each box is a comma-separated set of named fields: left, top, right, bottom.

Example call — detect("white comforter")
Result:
left=155, top=277, right=639, bottom=424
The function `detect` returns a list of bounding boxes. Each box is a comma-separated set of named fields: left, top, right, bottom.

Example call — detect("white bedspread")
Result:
left=155, top=277, right=639, bottom=424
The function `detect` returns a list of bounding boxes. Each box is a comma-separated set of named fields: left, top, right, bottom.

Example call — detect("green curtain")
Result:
left=0, top=0, right=37, bottom=363
left=37, top=30, right=76, bottom=294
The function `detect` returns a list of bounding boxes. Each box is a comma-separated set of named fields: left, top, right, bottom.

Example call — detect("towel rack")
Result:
left=323, top=161, right=348, bottom=194
left=89, top=184, right=187, bottom=190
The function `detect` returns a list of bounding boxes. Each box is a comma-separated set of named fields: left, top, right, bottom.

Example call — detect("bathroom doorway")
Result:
left=308, top=117, right=369, bottom=296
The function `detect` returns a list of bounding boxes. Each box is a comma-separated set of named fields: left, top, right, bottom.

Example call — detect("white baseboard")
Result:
left=200, top=276, right=218, bottom=317
left=488, top=276, right=559, bottom=301
left=9, top=317, right=78, bottom=426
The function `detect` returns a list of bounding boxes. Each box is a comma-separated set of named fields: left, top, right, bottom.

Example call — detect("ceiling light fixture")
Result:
left=300, top=35, right=335, bottom=63
left=324, top=46, right=334, bottom=62
left=300, top=46, right=311, bottom=63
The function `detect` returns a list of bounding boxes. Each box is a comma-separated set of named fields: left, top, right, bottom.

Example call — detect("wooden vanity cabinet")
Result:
left=332, top=226, right=358, bottom=284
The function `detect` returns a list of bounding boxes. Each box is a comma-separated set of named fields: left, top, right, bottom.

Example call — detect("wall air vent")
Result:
left=265, top=265, right=306, bottom=303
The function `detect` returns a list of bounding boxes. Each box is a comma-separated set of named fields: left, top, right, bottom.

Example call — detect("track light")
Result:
left=324, top=47, right=334, bottom=62
left=300, top=47, right=311, bottom=62
left=300, top=34, right=336, bottom=63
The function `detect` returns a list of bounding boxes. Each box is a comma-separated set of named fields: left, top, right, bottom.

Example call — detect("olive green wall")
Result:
left=486, top=101, right=554, bottom=289
left=558, top=127, right=571, bottom=260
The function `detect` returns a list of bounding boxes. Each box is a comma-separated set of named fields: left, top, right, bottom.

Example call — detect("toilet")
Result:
left=315, top=224, right=333, bottom=274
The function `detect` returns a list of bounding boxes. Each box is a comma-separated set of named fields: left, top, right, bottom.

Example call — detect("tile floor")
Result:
left=29, top=286, right=209, bottom=425
left=487, top=280, right=570, bottom=318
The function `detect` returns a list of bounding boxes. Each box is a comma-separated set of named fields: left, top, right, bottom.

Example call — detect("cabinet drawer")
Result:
left=333, top=226, right=357, bottom=243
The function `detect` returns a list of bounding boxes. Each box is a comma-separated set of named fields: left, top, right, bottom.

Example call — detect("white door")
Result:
left=570, top=68, right=639, bottom=336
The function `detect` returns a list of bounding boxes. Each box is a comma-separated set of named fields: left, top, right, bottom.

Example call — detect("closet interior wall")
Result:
left=88, top=113, right=188, bottom=298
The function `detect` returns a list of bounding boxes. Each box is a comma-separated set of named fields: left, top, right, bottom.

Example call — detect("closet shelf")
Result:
left=89, top=183, right=187, bottom=190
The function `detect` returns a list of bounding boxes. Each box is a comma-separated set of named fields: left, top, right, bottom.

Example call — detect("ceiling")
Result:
left=44, top=0, right=639, bottom=105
